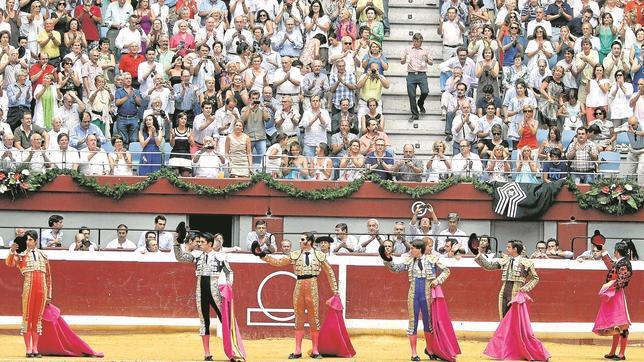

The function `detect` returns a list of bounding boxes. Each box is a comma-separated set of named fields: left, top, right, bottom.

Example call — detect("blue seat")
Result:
left=616, top=131, right=630, bottom=146
left=561, top=130, right=575, bottom=151
left=161, top=142, right=172, bottom=165
left=598, top=151, right=621, bottom=175
left=510, top=149, right=520, bottom=174
left=128, top=142, right=143, bottom=173
left=536, top=129, right=549, bottom=146
left=102, top=142, right=115, bottom=153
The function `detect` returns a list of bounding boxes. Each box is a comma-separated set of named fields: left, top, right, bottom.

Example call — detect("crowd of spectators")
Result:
left=0, top=0, right=642, bottom=185
left=1, top=212, right=640, bottom=261
left=437, top=0, right=644, bottom=184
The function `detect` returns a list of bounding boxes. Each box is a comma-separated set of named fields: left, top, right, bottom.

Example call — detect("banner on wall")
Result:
left=491, top=180, right=565, bottom=219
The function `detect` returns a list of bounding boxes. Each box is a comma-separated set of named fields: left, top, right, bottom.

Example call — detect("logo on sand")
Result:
left=246, top=271, right=298, bottom=327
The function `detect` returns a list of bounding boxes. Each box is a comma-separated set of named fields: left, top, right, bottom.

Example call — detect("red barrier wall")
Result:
left=1, top=257, right=641, bottom=339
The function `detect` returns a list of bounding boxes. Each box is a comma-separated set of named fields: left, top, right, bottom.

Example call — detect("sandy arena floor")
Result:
left=0, top=332, right=643, bottom=361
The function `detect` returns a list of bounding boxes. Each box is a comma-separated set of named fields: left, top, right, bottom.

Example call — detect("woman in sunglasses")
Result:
left=588, top=107, right=616, bottom=151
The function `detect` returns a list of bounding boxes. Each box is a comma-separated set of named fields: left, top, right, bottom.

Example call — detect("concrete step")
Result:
left=390, top=0, right=438, bottom=7
left=387, top=26, right=441, bottom=42
left=385, top=118, right=446, bottom=133
left=388, top=6, right=440, bottom=24
left=382, top=97, right=442, bottom=115
left=388, top=133, right=446, bottom=154
left=385, top=62, right=441, bottom=77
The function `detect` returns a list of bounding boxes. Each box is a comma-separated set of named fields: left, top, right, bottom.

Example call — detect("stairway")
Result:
left=383, top=0, right=445, bottom=157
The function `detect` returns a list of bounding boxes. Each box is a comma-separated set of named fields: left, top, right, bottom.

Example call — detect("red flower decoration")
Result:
left=620, top=194, right=631, bottom=201
left=0, top=172, right=5, bottom=181
left=13, top=174, right=21, bottom=181
left=20, top=182, right=30, bottom=190
left=614, top=186, right=623, bottom=193
left=601, top=186, right=610, bottom=194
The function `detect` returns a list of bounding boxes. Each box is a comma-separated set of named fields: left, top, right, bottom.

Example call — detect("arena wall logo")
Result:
left=247, top=271, right=299, bottom=326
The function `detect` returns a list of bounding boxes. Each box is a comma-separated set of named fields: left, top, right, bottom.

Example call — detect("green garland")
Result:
left=12, top=168, right=644, bottom=215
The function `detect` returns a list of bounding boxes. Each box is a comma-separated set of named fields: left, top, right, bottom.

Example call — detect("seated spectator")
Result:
left=330, top=119, right=359, bottom=169
left=136, top=231, right=160, bottom=254
left=22, top=133, right=52, bottom=173
left=193, top=136, right=225, bottom=178
left=480, top=124, right=509, bottom=159
left=108, top=135, right=134, bottom=176
left=527, top=58, right=551, bottom=94
left=333, top=222, right=359, bottom=254
left=436, top=212, right=467, bottom=253
left=308, top=143, right=334, bottom=180
left=538, top=126, right=563, bottom=161
left=486, top=145, right=511, bottom=182
left=450, top=101, right=479, bottom=155
left=545, top=238, right=574, bottom=259
left=503, top=54, right=528, bottom=91
left=530, top=240, right=549, bottom=259
left=588, top=108, right=615, bottom=151
left=13, top=113, right=49, bottom=151
left=105, top=224, right=137, bottom=250
left=515, top=145, right=540, bottom=183
left=358, top=97, right=386, bottom=137
left=426, top=140, right=452, bottom=182
left=68, top=227, right=97, bottom=251
left=577, top=242, right=603, bottom=261
left=47, top=118, right=69, bottom=152
left=359, top=118, right=390, bottom=155
left=393, top=144, right=423, bottom=182
left=357, top=218, right=384, bottom=253
left=280, top=239, right=292, bottom=254
left=0, top=134, right=21, bottom=169
left=439, top=238, right=466, bottom=258
left=516, top=104, right=539, bottom=151
left=265, top=133, right=288, bottom=178
left=365, top=137, right=394, bottom=179
left=40, top=214, right=64, bottom=248
left=442, top=82, right=474, bottom=142
left=566, top=126, right=598, bottom=183
left=423, top=236, right=440, bottom=257
left=245, top=220, right=276, bottom=253
left=70, top=112, right=107, bottom=150
left=561, top=89, right=584, bottom=131
left=315, top=236, right=333, bottom=256
left=542, top=148, right=568, bottom=182
left=391, top=221, right=411, bottom=255
left=137, top=215, right=173, bottom=250
left=339, top=139, right=365, bottom=181
left=452, top=140, right=483, bottom=177
left=281, top=141, right=310, bottom=179
left=78, top=134, right=110, bottom=175
left=477, top=103, right=503, bottom=153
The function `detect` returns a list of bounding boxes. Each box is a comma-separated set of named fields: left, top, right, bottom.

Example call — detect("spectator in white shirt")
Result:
left=450, top=101, right=479, bottom=155
left=192, top=136, right=225, bottom=177
left=78, top=134, right=110, bottom=175
left=436, top=213, right=468, bottom=254
left=105, top=224, right=137, bottom=249
left=48, top=133, right=80, bottom=171
left=358, top=218, right=384, bottom=253
left=333, top=222, right=359, bottom=253
left=137, top=215, right=174, bottom=250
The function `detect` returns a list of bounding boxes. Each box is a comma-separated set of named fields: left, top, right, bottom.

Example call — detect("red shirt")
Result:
left=73, top=5, right=102, bottom=42
left=625, top=0, right=644, bottom=26
left=119, top=53, right=144, bottom=78
left=28, top=63, right=57, bottom=93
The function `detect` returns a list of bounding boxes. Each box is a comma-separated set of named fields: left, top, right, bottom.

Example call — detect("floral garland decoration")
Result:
left=7, top=167, right=643, bottom=215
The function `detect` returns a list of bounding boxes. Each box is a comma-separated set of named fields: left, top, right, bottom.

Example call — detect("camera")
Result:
left=370, top=69, right=376, bottom=74
left=205, top=145, right=215, bottom=150
left=253, top=100, right=261, bottom=105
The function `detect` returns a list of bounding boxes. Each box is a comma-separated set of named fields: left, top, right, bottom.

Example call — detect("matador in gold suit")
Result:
left=252, top=232, right=338, bottom=359
left=474, top=239, right=539, bottom=319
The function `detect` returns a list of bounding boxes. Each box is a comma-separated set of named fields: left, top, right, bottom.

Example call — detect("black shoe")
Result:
left=204, top=355, right=213, bottom=361
left=311, top=353, right=322, bottom=359
left=33, top=353, right=42, bottom=358
left=445, top=135, right=453, bottom=142
left=424, top=348, right=435, bottom=359
left=613, top=356, right=626, bottom=361
left=411, top=356, right=420, bottom=361
left=418, top=104, right=426, bottom=114
left=409, top=115, right=419, bottom=122
left=26, top=353, right=34, bottom=358
left=605, top=354, right=616, bottom=359
left=288, top=353, right=302, bottom=359
left=384, top=30, right=391, bottom=37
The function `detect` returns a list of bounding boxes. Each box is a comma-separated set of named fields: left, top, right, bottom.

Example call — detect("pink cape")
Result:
left=483, top=292, right=550, bottom=361
left=218, top=284, right=246, bottom=361
left=38, top=304, right=103, bottom=357
left=592, top=282, right=631, bottom=336
left=428, top=286, right=461, bottom=362
left=318, top=295, right=356, bottom=357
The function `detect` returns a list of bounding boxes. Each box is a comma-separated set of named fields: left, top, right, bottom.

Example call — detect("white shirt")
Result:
left=115, top=27, right=146, bottom=52
left=137, top=230, right=173, bottom=249
left=299, top=108, right=330, bottom=147
left=105, top=238, right=137, bottom=249
left=609, top=83, right=634, bottom=120
left=59, top=104, right=81, bottom=131
left=358, top=234, right=383, bottom=253
left=78, top=148, right=110, bottom=175
left=48, top=147, right=80, bottom=170
left=526, top=19, right=552, bottom=38
left=192, top=114, right=219, bottom=145
left=451, top=113, right=479, bottom=143
left=441, top=19, right=464, bottom=46
left=274, top=67, right=302, bottom=95
left=333, top=235, right=359, bottom=253
left=452, top=152, right=483, bottom=177
left=137, top=61, right=164, bottom=96
left=194, top=150, right=223, bottom=178
left=436, top=227, right=468, bottom=253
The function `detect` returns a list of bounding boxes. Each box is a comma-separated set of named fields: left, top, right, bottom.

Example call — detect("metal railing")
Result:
left=570, top=236, right=644, bottom=258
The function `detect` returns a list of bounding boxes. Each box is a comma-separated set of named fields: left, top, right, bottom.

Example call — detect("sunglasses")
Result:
left=524, top=109, right=534, bottom=113
left=492, top=132, right=501, bottom=135
left=595, top=112, right=604, bottom=116
left=511, top=26, right=519, bottom=29
left=343, top=42, right=352, bottom=45
left=300, top=237, right=306, bottom=241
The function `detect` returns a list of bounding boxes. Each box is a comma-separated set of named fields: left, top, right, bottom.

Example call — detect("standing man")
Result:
left=6, top=70, right=32, bottom=131
left=566, top=126, right=599, bottom=184
left=401, top=33, right=433, bottom=122
left=137, top=215, right=174, bottom=250
left=616, top=117, right=644, bottom=185
left=241, top=90, right=270, bottom=166
left=74, top=0, right=102, bottom=48
left=104, top=0, right=134, bottom=56
left=115, top=72, right=142, bottom=146
left=474, top=239, right=549, bottom=361
left=299, top=95, right=331, bottom=157
left=174, top=229, right=245, bottom=362
left=437, top=7, right=465, bottom=61
left=593, top=241, right=634, bottom=361
left=251, top=232, right=338, bottom=359
left=36, top=20, right=62, bottom=68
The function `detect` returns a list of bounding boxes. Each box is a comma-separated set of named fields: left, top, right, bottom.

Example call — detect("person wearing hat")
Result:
left=315, top=236, right=334, bottom=256
left=577, top=230, right=606, bottom=261
left=379, top=239, right=458, bottom=362
left=593, top=241, right=634, bottom=361
left=435, top=213, right=467, bottom=254
left=251, top=232, right=338, bottom=359
left=6, top=230, right=51, bottom=358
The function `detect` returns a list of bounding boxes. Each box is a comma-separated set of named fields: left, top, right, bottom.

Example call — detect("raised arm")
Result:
left=474, top=252, right=502, bottom=270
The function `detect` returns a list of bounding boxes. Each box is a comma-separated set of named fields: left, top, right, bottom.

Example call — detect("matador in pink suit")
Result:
left=252, top=232, right=338, bottom=359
